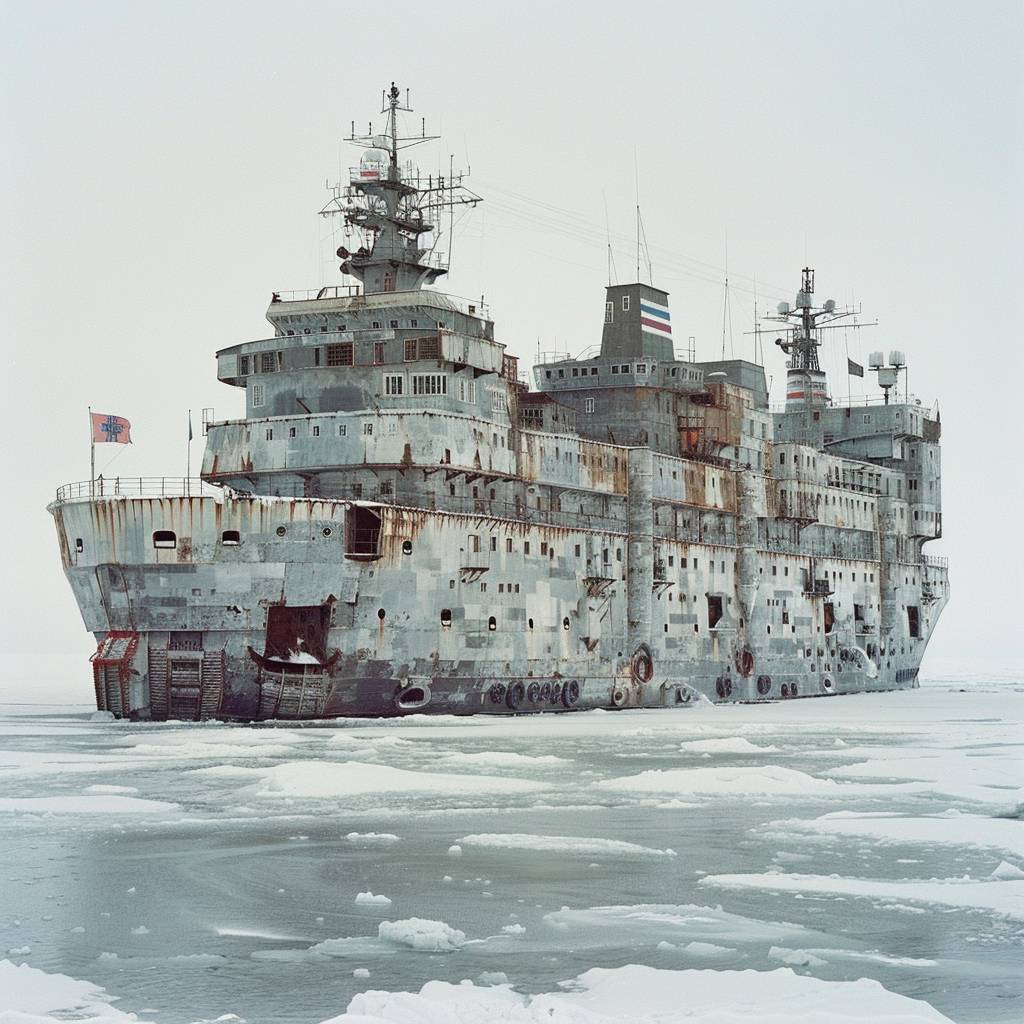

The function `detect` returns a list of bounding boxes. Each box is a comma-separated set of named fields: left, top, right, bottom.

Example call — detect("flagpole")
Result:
left=187, top=409, right=192, bottom=495
left=89, top=406, right=95, bottom=498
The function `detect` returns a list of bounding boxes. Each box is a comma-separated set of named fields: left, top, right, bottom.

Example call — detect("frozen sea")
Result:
left=1, top=674, right=1021, bottom=1023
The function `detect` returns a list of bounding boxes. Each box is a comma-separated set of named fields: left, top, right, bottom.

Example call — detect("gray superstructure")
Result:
left=48, top=85, right=948, bottom=720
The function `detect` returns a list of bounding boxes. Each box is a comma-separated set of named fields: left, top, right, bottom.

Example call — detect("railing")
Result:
left=271, top=285, right=362, bottom=303
left=54, top=478, right=226, bottom=502
left=268, top=287, right=489, bottom=320
left=923, top=554, right=948, bottom=569
left=771, top=394, right=931, bottom=413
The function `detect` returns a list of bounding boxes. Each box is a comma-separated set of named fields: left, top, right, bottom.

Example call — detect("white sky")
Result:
left=2, top=1, right=1021, bottom=700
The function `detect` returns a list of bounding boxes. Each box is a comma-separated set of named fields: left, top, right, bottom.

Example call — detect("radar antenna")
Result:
left=319, top=84, right=481, bottom=295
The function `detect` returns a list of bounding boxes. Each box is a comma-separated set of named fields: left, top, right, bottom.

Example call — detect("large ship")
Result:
left=48, top=85, right=948, bottom=721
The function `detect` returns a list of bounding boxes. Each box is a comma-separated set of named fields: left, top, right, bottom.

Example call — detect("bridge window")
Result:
left=153, top=530, right=176, bottom=549
left=412, top=373, right=448, bottom=396
left=605, top=301, right=614, bottom=324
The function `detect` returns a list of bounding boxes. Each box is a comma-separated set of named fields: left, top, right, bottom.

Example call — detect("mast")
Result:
left=319, top=84, right=481, bottom=296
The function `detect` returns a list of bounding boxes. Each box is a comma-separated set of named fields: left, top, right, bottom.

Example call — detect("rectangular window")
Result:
left=326, top=343, right=353, bottom=366
left=490, top=389, right=504, bottom=412
left=265, top=428, right=273, bottom=440
left=373, top=341, right=386, bottom=364
left=251, top=382, right=265, bottom=408
left=311, top=424, right=320, bottom=437
left=585, top=397, right=595, bottom=414
left=288, top=426, right=296, bottom=438
left=470, top=535, right=480, bottom=554
left=412, top=373, right=448, bottom=396
left=457, top=378, right=466, bottom=402
left=404, top=338, right=417, bottom=361
left=467, top=380, right=476, bottom=403
left=260, top=352, right=275, bottom=373
left=389, top=320, right=399, bottom=329
left=604, top=301, right=614, bottom=324
left=362, top=422, right=373, bottom=436
left=371, top=320, right=381, bottom=329
left=622, top=295, right=630, bottom=311
left=239, top=355, right=250, bottom=375
left=384, top=374, right=404, bottom=396
left=338, top=424, right=347, bottom=436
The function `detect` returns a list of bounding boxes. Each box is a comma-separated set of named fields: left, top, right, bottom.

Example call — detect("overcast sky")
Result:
left=2, top=0, right=1021, bottom=702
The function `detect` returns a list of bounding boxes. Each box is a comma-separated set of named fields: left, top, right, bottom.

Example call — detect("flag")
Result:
left=847, top=358, right=864, bottom=378
left=188, top=410, right=193, bottom=442
left=90, top=412, right=132, bottom=444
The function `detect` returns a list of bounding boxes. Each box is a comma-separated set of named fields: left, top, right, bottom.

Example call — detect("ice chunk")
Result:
left=0, top=795, right=179, bottom=815
left=769, top=945, right=828, bottom=967
left=376, top=917, right=465, bottom=952
left=990, top=860, right=1024, bottom=880
left=346, top=832, right=401, bottom=844
left=354, top=891, right=392, bottom=906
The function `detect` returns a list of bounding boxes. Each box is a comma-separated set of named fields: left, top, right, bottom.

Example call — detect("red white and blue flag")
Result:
left=91, top=412, right=132, bottom=445
left=640, top=298, right=672, bottom=338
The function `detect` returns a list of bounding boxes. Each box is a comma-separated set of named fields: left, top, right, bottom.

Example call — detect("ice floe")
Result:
left=455, top=833, right=677, bottom=857
left=763, top=809, right=1024, bottom=857
left=320, top=963, right=954, bottom=1022
left=700, top=871, right=1024, bottom=919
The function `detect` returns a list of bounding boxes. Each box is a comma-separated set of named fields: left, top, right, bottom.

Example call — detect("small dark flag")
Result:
left=188, top=411, right=193, bottom=442
left=848, top=358, right=864, bottom=378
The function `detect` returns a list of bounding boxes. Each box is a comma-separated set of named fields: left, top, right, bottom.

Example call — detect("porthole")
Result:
left=440, top=608, right=452, bottom=628
left=276, top=526, right=287, bottom=537
left=488, top=615, right=497, bottom=632
left=377, top=608, right=386, bottom=621
left=562, top=617, right=570, bottom=631
left=402, top=540, right=413, bottom=555
left=75, top=538, right=84, bottom=553
left=222, top=530, right=241, bottom=545
left=528, top=618, right=534, bottom=630
left=322, top=527, right=333, bottom=538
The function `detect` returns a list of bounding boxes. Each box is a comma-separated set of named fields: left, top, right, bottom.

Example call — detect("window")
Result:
left=239, top=355, right=250, bottom=375
left=371, top=320, right=381, bottom=329
left=338, top=423, right=347, bottom=437
left=585, top=397, right=595, bottom=414
left=404, top=338, right=417, bottom=361
left=326, top=343, right=353, bottom=366
left=373, top=341, right=385, bottom=364
left=440, top=608, right=452, bottom=628
left=636, top=363, right=646, bottom=374
left=490, top=389, right=504, bottom=412
left=75, top=538, right=84, bottom=552
left=707, top=595, right=723, bottom=628
left=265, top=427, right=273, bottom=440
left=412, top=373, right=447, bottom=396
left=311, top=424, right=320, bottom=437
left=410, top=319, right=418, bottom=328
left=362, top=422, right=373, bottom=436
left=605, top=301, right=614, bottom=324
left=260, top=352, right=276, bottom=373
left=251, top=383, right=265, bottom=408
left=221, top=530, right=240, bottom=545
left=622, top=295, right=630, bottom=311
left=384, top=374, right=404, bottom=396
left=389, top=320, right=399, bottom=329
left=153, top=530, right=176, bottom=549
left=467, top=380, right=476, bottom=403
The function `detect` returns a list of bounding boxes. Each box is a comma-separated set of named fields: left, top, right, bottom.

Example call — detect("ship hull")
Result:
left=50, top=491, right=946, bottom=722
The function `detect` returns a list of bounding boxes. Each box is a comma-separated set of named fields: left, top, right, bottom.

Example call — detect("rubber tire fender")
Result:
left=506, top=681, right=526, bottom=710
left=630, top=644, right=654, bottom=684
left=526, top=681, right=542, bottom=704
left=561, top=679, right=580, bottom=707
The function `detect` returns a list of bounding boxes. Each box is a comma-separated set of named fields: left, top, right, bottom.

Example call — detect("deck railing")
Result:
left=54, top=478, right=225, bottom=502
